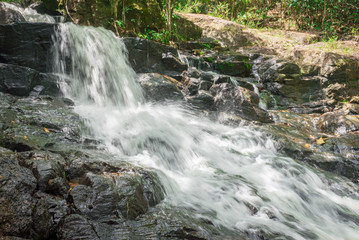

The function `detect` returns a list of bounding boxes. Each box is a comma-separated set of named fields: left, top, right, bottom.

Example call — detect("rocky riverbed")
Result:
left=1, top=2, right=359, bottom=240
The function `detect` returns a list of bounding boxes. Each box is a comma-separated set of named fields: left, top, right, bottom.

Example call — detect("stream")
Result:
left=50, top=23, right=359, bottom=240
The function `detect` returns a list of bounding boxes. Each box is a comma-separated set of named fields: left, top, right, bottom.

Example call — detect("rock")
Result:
left=176, top=13, right=260, bottom=49
left=214, top=60, right=252, bottom=77
left=162, top=52, right=188, bottom=73
left=212, top=84, right=272, bottom=123
left=0, top=23, right=57, bottom=72
left=213, top=75, right=231, bottom=84
left=320, top=53, right=359, bottom=82
left=186, top=90, right=215, bottom=110
left=0, top=64, right=61, bottom=97
left=258, top=59, right=301, bottom=83
left=0, top=63, right=37, bottom=96
left=26, top=151, right=68, bottom=195
left=350, top=96, right=359, bottom=104
left=31, top=73, right=61, bottom=96
left=0, top=152, right=37, bottom=237
left=174, top=16, right=202, bottom=41
left=0, top=3, right=25, bottom=24
left=324, top=83, right=346, bottom=101
left=56, top=214, right=100, bottom=240
left=184, top=77, right=200, bottom=96
left=137, top=73, right=183, bottom=102
left=198, top=80, right=212, bottom=91
left=123, top=37, right=186, bottom=75
left=347, top=104, right=359, bottom=114
left=32, top=198, right=53, bottom=238
left=317, top=112, right=359, bottom=135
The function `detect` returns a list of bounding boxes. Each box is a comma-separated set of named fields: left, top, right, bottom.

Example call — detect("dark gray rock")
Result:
left=0, top=23, right=57, bottom=72
left=0, top=151, right=37, bottom=237
left=31, top=73, right=61, bottom=96
left=123, top=37, right=187, bottom=75
left=56, top=214, right=100, bottom=240
left=0, top=63, right=37, bottom=96
left=0, top=64, right=61, bottom=97
left=0, top=3, right=25, bottom=24
left=137, top=73, right=183, bottom=102
left=212, top=84, right=272, bottom=123
left=186, top=90, right=216, bottom=110
left=162, top=52, right=188, bottom=72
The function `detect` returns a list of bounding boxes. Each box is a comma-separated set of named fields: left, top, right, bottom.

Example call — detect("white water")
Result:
left=2, top=2, right=58, bottom=23
left=52, top=23, right=359, bottom=240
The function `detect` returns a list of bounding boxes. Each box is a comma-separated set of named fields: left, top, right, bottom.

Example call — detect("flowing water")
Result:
left=52, top=23, right=359, bottom=240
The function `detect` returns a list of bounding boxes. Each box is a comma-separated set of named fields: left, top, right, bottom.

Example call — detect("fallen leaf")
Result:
left=24, top=136, right=28, bottom=139
left=309, top=135, right=315, bottom=140
left=48, top=179, right=53, bottom=184
left=43, top=127, right=50, bottom=133
left=68, top=181, right=79, bottom=188
left=305, top=144, right=310, bottom=148
left=11, top=120, right=15, bottom=124
left=316, top=137, right=326, bottom=145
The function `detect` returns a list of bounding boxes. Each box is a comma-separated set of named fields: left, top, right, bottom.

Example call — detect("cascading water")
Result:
left=52, top=23, right=359, bottom=240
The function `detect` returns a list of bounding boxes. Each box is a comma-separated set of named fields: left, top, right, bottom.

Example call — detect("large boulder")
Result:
left=137, top=73, right=183, bottom=102
left=0, top=63, right=37, bottom=96
left=0, top=23, right=57, bottom=72
left=0, top=2, right=26, bottom=24
left=123, top=37, right=187, bottom=75
left=212, top=83, right=272, bottom=123
left=255, top=58, right=326, bottom=106
left=0, top=63, right=61, bottom=96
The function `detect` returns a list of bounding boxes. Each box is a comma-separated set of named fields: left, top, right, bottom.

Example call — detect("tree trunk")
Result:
left=166, top=0, right=175, bottom=32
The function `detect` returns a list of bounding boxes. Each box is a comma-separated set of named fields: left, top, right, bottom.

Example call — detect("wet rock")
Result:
left=26, top=151, right=68, bottom=195
left=214, top=60, right=252, bottom=77
left=317, top=113, right=359, bottom=135
left=162, top=52, right=188, bottom=73
left=66, top=157, right=165, bottom=219
left=31, top=73, right=61, bottom=96
left=137, top=73, right=183, bottom=102
left=0, top=23, right=57, bottom=72
left=198, top=80, right=212, bottom=91
left=56, top=214, right=100, bottom=240
left=212, top=84, right=272, bottom=123
left=123, top=37, right=186, bottom=74
left=184, top=77, right=201, bottom=96
left=213, top=75, right=231, bottom=84
left=0, top=63, right=37, bottom=96
left=0, top=3, right=26, bottom=24
left=32, top=198, right=53, bottom=238
left=199, top=71, right=215, bottom=82
left=186, top=90, right=215, bottom=110
left=0, top=151, right=37, bottom=237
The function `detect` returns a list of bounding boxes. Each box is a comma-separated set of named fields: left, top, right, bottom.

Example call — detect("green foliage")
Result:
left=176, top=0, right=359, bottom=36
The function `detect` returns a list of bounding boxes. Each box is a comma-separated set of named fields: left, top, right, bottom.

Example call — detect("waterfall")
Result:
left=52, top=23, right=359, bottom=240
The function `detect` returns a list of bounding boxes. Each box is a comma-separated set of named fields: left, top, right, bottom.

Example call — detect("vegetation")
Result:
left=176, top=0, right=359, bottom=37
left=4, top=0, right=358, bottom=42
